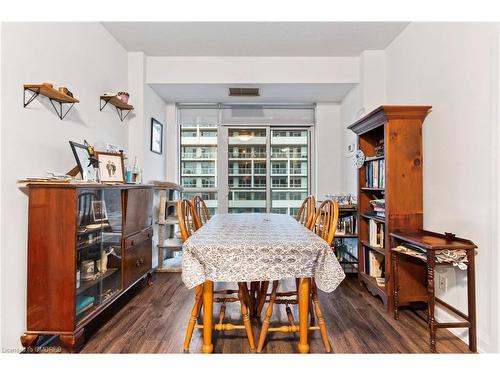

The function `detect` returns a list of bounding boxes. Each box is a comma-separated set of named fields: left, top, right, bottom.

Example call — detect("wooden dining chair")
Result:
left=191, top=195, right=211, bottom=229
left=253, top=195, right=316, bottom=318
left=296, top=195, right=316, bottom=229
left=178, top=198, right=256, bottom=353
left=256, top=199, right=339, bottom=353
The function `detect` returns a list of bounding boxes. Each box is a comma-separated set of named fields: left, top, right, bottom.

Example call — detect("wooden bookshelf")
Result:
left=360, top=240, right=385, bottom=256
left=348, top=105, right=431, bottom=311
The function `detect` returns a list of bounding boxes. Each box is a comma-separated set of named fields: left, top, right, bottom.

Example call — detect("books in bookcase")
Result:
left=365, top=158, right=385, bottom=189
left=368, top=251, right=384, bottom=278
left=369, top=198, right=385, bottom=218
left=369, top=219, right=385, bottom=247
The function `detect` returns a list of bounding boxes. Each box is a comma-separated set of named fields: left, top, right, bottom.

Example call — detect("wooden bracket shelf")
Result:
left=100, top=95, right=134, bottom=122
left=23, top=84, right=79, bottom=120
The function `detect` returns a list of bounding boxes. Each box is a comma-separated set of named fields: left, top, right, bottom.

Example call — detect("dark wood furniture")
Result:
left=390, top=229, right=477, bottom=353
left=348, top=105, right=431, bottom=310
left=334, top=205, right=358, bottom=274
left=20, top=183, right=154, bottom=352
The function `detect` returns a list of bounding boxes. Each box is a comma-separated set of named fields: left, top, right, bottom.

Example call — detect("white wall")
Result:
left=165, top=103, right=178, bottom=183
left=339, top=51, right=386, bottom=194
left=143, top=85, right=167, bottom=183
left=384, top=23, right=500, bottom=353
left=314, top=103, right=342, bottom=199
left=0, top=22, right=167, bottom=352
left=0, top=22, right=3, bottom=347
left=339, top=85, right=362, bottom=193
left=127, top=52, right=168, bottom=182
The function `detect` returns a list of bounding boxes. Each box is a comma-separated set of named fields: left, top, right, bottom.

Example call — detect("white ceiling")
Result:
left=102, top=22, right=408, bottom=57
left=150, top=83, right=356, bottom=103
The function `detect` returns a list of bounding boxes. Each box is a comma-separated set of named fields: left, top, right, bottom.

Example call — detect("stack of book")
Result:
left=369, top=199, right=385, bottom=218
left=368, top=251, right=384, bottom=278
left=365, top=157, right=385, bottom=189
left=369, top=219, right=385, bottom=247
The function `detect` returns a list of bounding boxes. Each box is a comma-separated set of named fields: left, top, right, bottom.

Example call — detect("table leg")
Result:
left=256, top=281, right=269, bottom=317
left=298, top=277, right=311, bottom=354
left=202, top=281, right=214, bottom=354
left=467, top=250, right=477, bottom=352
left=427, top=254, right=436, bottom=353
left=249, top=281, right=259, bottom=317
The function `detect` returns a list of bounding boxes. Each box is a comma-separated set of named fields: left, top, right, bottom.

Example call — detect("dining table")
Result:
left=181, top=212, right=346, bottom=353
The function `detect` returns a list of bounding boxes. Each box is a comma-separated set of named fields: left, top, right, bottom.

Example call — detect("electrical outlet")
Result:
left=438, top=275, right=447, bottom=292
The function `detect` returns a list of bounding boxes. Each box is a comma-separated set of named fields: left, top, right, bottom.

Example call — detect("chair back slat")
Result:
left=296, top=195, right=316, bottom=228
left=310, top=199, right=339, bottom=245
left=191, top=196, right=211, bottom=229
left=177, top=199, right=197, bottom=241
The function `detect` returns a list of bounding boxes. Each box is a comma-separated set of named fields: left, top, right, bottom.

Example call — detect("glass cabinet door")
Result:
left=75, top=188, right=123, bottom=323
left=76, top=189, right=103, bottom=323
left=99, top=188, right=123, bottom=303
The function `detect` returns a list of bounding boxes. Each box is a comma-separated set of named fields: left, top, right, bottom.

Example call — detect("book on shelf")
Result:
left=368, top=251, right=384, bottom=278
left=369, top=219, right=385, bottom=247
left=365, top=158, right=385, bottom=189
left=375, top=277, right=385, bottom=288
left=336, top=215, right=356, bottom=235
left=365, top=210, right=385, bottom=219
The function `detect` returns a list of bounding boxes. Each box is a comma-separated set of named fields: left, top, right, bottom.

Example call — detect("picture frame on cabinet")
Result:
left=150, top=118, right=163, bottom=155
left=69, top=141, right=98, bottom=182
left=95, top=151, right=125, bottom=183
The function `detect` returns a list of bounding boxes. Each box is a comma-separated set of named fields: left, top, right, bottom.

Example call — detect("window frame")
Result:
left=178, top=104, right=315, bottom=214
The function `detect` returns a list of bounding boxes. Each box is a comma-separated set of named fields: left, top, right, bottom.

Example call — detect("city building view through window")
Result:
left=179, top=105, right=313, bottom=216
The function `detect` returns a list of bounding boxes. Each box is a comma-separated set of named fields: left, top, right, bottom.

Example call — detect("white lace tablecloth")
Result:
left=181, top=213, right=345, bottom=293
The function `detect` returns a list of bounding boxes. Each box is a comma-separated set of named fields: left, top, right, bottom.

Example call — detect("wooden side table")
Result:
left=390, top=229, right=477, bottom=353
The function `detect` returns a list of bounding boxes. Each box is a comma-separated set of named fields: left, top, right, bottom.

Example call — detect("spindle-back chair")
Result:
left=178, top=198, right=256, bottom=353
left=256, top=199, right=339, bottom=353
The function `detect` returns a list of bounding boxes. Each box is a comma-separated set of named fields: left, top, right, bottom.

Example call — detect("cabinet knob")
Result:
left=130, top=240, right=134, bottom=246
left=136, top=259, right=141, bottom=267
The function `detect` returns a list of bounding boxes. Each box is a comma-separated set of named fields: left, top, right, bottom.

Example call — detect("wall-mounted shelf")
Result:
left=100, top=95, right=134, bottom=122
left=23, top=84, right=79, bottom=120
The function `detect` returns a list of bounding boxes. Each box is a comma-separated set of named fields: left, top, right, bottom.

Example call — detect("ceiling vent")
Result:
left=228, top=87, right=260, bottom=97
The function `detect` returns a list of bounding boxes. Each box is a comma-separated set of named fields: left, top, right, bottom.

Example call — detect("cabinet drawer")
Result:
left=124, top=189, right=153, bottom=235
left=124, top=227, right=153, bottom=248
left=123, top=229, right=152, bottom=288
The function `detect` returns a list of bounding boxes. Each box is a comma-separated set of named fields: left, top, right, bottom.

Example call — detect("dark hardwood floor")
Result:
left=79, top=273, right=469, bottom=354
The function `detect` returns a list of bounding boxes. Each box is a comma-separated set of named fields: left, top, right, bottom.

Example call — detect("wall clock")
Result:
left=354, top=149, right=365, bottom=169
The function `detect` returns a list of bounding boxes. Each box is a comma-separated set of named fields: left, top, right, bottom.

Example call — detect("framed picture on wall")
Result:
left=95, top=151, right=125, bottom=183
left=150, top=118, right=163, bottom=155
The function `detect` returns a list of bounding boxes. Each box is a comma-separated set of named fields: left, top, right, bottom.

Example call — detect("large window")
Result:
left=179, top=105, right=313, bottom=216
left=228, top=128, right=267, bottom=213
left=270, top=130, right=309, bottom=216
left=179, top=107, right=219, bottom=215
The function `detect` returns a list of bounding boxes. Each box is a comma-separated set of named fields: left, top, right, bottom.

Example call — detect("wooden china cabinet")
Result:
left=20, top=183, right=154, bottom=352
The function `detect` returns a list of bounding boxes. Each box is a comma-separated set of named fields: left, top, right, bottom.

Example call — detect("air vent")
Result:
left=228, top=88, right=260, bottom=97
